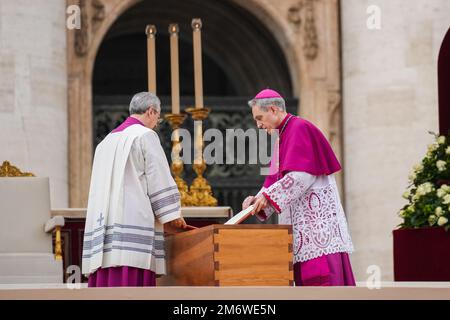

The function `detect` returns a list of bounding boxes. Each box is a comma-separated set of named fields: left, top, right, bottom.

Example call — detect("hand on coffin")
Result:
left=250, top=195, right=269, bottom=215
left=164, top=217, right=189, bottom=234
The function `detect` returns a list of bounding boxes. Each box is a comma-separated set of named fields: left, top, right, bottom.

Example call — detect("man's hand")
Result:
left=242, top=196, right=255, bottom=210
left=250, top=194, right=269, bottom=215
left=164, top=217, right=188, bottom=234
left=168, top=217, right=187, bottom=229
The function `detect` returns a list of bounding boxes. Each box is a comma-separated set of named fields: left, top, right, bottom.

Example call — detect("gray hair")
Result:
left=129, top=92, right=161, bottom=115
left=247, top=97, right=286, bottom=112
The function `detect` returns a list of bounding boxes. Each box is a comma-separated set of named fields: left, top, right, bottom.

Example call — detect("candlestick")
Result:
left=185, top=107, right=218, bottom=207
left=164, top=113, right=193, bottom=206
left=191, top=18, right=203, bottom=109
left=169, top=23, right=180, bottom=114
left=145, top=24, right=157, bottom=94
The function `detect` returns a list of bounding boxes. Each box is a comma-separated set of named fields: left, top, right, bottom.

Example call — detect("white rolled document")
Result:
left=224, top=205, right=255, bottom=225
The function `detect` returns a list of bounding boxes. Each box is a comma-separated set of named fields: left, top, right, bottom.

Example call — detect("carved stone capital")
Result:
left=74, top=0, right=105, bottom=57
left=287, top=0, right=319, bottom=60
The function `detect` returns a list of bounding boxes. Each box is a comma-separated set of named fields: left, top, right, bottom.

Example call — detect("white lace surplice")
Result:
left=257, top=172, right=354, bottom=264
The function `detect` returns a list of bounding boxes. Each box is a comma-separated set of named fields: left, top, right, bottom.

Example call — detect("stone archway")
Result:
left=67, top=0, right=342, bottom=207
left=92, top=0, right=294, bottom=97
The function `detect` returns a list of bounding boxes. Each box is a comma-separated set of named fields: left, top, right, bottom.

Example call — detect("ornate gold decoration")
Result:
left=164, top=113, right=194, bottom=207
left=190, top=160, right=218, bottom=207
left=0, top=161, right=34, bottom=177
left=287, top=0, right=319, bottom=60
left=185, top=107, right=211, bottom=121
left=185, top=107, right=218, bottom=207
left=54, top=226, right=63, bottom=261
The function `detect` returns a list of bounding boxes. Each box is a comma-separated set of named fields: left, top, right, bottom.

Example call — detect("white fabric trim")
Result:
left=260, top=172, right=354, bottom=264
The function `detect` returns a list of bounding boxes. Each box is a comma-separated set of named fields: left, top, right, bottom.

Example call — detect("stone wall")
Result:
left=0, top=0, right=68, bottom=207
left=341, top=0, right=450, bottom=280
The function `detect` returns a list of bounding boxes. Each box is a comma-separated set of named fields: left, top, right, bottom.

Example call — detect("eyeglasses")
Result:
left=149, top=108, right=164, bottom=125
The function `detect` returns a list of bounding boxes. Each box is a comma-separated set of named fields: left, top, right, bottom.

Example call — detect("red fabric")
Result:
left=263, top=115, right=341, bottom=188
left=254, top=88, right=283, bottom=99
left=294, top=252, right=356, bottom=286
left=88, top=266, right=156, bottom=287
left=393, top=227, right=450, bottom=281
left=111, top=116, right=144, bottom=133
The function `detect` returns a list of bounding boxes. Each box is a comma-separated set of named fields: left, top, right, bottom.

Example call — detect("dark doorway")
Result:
left=92, top=0, right=298, bottom=214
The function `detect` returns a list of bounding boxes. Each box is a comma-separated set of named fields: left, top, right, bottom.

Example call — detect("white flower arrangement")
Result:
left=399, top=132, right=450, bottom=231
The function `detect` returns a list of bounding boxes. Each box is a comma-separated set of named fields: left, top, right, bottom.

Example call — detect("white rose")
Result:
left=437, top=216, right=449, bottom=227
left=416, top=186, right=424, bottom=196
left=408, top=205, right=415, bottom=213
left=402, top=190, right=410, bottom=199
left=446, top=146, right=450, bottom=155
left=428, top=143, right=438, bottom=152
left=436, top=184, right=448, bottom=198
left=428, top=215, right=437, bottom=226
left=435, top=207, right=443, bottom=217
left=437, top=136, right=446, bottom=145
left=408, top=171, right=417, bottom=182
left=436, top=160, right=447, bottom=172
left=413, top=163, right=424, bottom=173
left=416, top=183, right=433, bottom=196
left=443, top=194, right=450, bottom=205
left=442, top=185, right=450, bottom=193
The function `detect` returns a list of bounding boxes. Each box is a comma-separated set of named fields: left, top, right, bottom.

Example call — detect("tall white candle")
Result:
left=169, top=24, right=180, bottom=114
left=191, top=18, right=203, bottom=109
left=145, top=25, right=157, bottom=94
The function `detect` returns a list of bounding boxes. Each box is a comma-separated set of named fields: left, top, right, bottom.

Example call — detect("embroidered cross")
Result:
left=97, top=212, right=104, bottom=226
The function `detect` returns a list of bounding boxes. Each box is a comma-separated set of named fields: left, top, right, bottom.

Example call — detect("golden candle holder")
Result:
left=164, top=113, right=194, bottom=207
left=185, top=107, right=218, bottom=207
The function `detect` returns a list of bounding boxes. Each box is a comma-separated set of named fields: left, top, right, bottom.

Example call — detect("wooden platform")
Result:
left=1, top=285, right=450, bottom=300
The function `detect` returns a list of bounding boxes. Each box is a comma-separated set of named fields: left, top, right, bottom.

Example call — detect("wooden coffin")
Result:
left=158, top=224, right=293, bottom=286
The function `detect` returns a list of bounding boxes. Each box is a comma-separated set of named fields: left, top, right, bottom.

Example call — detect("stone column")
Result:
left=0, top=0, right=68, bottom=207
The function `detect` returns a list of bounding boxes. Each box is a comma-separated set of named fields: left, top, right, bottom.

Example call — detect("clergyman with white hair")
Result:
left=242, top=88, right=356, bottom=286
left=82, top=91, right=187, bottom=287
